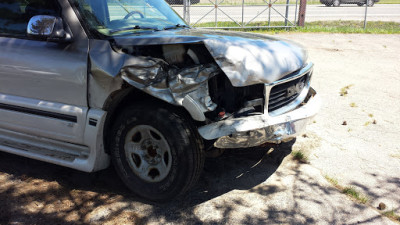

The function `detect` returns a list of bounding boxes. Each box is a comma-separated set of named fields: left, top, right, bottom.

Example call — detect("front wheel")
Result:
left=367, top=0, right=374, bottom=6
left=110, top=104, right=205, bottom=201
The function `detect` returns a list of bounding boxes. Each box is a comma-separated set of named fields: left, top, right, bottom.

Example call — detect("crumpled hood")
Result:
left=113, top=29, right=307, bottom=86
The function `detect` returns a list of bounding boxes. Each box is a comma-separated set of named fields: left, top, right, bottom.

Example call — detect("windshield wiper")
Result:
left=164, top=24, right=190, bottom=30
left=110, top=25, right=161, bottom=34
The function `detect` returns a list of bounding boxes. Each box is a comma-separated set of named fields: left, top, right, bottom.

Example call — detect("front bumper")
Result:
left=198, top=87, right=320, bottom=148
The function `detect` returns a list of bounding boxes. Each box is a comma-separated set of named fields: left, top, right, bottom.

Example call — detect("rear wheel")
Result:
left=110, top=103, right=205, bottom=201
left=357, top=2, right=364, bottom=6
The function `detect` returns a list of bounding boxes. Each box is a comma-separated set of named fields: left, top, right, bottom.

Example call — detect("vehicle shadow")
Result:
left=182, top=141, right=294, bottom=205
left=0, top=140, right=294, bottom=224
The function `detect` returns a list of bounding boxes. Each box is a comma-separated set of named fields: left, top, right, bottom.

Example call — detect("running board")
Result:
left=0, top=127, right=89, bottom=164
left=0, top=109, right=110, bottom=172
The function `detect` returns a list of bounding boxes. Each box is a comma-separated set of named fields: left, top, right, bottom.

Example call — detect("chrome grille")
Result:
left=268, top=73, right=309, bottom=113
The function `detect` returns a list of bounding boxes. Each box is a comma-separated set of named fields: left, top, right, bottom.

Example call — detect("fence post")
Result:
left=284, top=0, right=290, bottom=27
left=364, top=0, right=368, bottom=29
left=297, top=0, right=307, bottom=27
left=268, top=0, right=271, bottom=27
left=215, top=0, right=218, bottom=27
left=242, top=0, right=244, bottom=27
left=183, top=0, right=191, bottom=24
left=183, top=0, right=187, bottom=21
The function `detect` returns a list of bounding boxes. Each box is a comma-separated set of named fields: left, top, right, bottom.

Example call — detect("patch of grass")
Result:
left=364, top=121, right=371, bottom=126
left=350, top=102, right=357, bottom=107
left=340, top=84, right=353, bottom=96
left=390, top=154, right=400, bottom=159
left=383, top=209, right=400, bottom=222
left=295, top=21, right=400, bottom=34
left=291, top=150, right=308, bottom=163
left=368, top=113, right=374, bottom=118
left=378, top=0, right=400, bottom=3
left=194, top=21, right=400, bottom=34
left=342, top=186, right=369, bottom=204
left=324, top=176, right=369, bottom=204
left=324, top=175, right=339, bottom=187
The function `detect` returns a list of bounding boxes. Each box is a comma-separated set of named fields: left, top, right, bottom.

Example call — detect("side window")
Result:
left=0, top=1, right=26, bottom=36
left=0, top=0, right=61, bottom=38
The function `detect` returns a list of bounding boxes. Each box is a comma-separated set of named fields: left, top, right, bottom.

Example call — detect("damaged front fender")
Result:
left=89, top=28, right=308, bottom=122
left=89, top=39, right=220, bottom=121
left=121, top=61, right=220, bottom=121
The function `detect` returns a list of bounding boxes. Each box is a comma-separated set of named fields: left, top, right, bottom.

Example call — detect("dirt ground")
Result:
left=0, top=33, right=399, bottom=225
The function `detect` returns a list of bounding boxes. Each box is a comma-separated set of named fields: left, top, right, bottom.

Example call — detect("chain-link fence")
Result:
left=169, top=0, right=385, bottom=29
left=171, top=0, right=307, bottom=29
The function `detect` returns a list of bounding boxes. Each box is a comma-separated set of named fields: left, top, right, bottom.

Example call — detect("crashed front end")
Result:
left=95, top=30, right=320, bottom=149
left=200, top=63, right=320, bottom=148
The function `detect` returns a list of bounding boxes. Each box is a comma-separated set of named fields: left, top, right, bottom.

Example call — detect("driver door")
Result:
left=0, top=0, right=89, bottom=145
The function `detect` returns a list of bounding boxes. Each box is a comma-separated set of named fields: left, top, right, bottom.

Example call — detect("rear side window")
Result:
left=0, top=0, right=61, bottom=38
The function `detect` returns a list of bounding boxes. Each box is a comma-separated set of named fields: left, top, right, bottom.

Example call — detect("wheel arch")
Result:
left=101, top=82, right=200, bottom=154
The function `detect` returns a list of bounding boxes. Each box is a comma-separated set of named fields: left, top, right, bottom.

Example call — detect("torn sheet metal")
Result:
left=113, top=29, right=307, bottom=87
left=89, top=40, right=219, bottom=120
left=88, top=40, right=217, bottom=117
left=202, top=37, right=307, bottom=86
left=121, top=60, right=219, bottom=113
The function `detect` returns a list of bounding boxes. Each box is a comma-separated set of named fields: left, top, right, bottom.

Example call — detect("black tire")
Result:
left=357, top=2, right=364, bottom=6
left=110, top=103, right=205, bottom=201
left=333, top=0, right=340, bottom=7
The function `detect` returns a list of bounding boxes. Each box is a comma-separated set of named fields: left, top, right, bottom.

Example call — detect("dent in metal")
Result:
left=202, top=37, right=307, bottom=87
left=199, top=88, right=320, bottom=148
left=213, top=120, right=303, bottom=149
left=121, top=62, right=219, bottom=120
left=89, top=39, right=219, bottom=120
left=114, top=29, right=307, bottom=87
left=88, top=40, right=125, bottom=109
left=90, top=29, right=308, bottom=120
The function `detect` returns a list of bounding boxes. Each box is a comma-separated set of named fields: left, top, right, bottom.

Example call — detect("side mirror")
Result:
left=27, top=15, right=72, bottom=42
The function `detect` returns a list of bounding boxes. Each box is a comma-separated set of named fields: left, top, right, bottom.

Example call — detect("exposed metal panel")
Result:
left=198, top=88, right=321, bottom=142
left=114, top=29, right=307, bottom=87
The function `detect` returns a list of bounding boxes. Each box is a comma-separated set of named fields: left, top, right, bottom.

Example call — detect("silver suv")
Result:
left=0, top=0, right=320, bottom=201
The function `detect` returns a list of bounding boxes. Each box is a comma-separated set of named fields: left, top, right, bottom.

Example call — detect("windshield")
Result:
left=71, top=0, right=188, bottom=36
